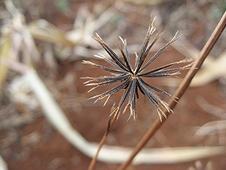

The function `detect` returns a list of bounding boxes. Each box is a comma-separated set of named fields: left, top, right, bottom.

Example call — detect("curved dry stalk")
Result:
left=117, top=11, right=226, bottom=170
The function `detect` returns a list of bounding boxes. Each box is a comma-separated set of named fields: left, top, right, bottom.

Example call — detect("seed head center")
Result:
left=130, top=73, right=138, bottom=80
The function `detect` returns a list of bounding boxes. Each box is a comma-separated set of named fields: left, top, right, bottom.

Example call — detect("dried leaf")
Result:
left=28, top=19, right=74, bottom=46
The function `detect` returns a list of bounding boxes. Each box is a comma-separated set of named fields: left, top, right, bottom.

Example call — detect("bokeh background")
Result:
left=0, top=0, right=226, bottom=170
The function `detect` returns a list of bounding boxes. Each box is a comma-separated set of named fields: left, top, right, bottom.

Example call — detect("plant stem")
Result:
left=117, top=11, right=226, bottom=170
left=88, top=110, right=119, bottom=170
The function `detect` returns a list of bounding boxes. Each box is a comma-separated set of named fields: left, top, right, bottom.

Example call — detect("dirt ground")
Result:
left=0, top=0, right=226, bottom=170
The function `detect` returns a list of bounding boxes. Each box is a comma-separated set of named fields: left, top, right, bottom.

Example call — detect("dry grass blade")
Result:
left=0, top=155, right=7, bottom=170
left=195, top=120, right=226, bottom=136
left=28, top=20, right=74, bottom=46
left=190, top=51, right=226, bottom=86
left=0, top=35, right=11, bottom=93
left=117, top=11, right=226, bottom=170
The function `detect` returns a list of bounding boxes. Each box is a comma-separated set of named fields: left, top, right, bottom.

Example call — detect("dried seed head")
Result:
left=82, top=17, right=191, bottom=120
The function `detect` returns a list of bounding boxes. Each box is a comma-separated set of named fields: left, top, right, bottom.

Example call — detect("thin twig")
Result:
left=88, top=109, right=119, bottom=170
left=117, top=11, right=226, bottom=170
left=88, top=135, right=107, bottom=170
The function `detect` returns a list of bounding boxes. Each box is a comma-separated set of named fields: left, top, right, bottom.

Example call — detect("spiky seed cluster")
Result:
left=82, top=18, right=190, bottom=120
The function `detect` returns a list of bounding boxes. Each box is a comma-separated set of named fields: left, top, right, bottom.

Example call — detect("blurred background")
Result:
left=0, top=0, right=226, bottom=169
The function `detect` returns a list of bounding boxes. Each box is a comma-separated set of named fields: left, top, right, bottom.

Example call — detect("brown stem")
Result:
left=88, top=135, right=107, bottom=170
left=88, top=109, right=119, bottom=170
left=117, top=11, right=226, bottom=170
